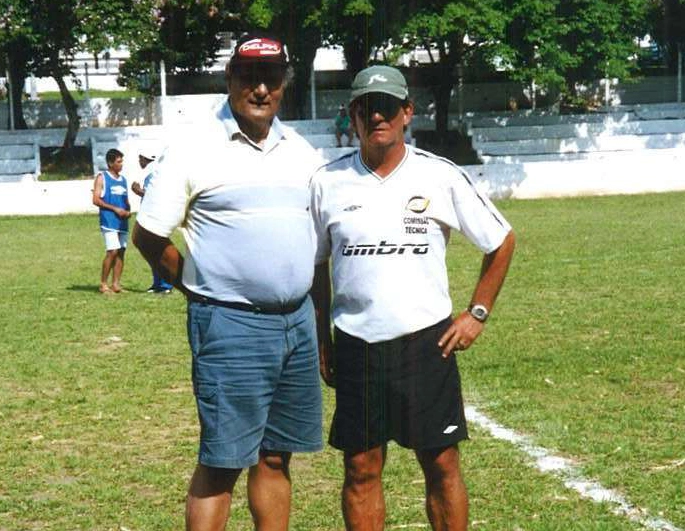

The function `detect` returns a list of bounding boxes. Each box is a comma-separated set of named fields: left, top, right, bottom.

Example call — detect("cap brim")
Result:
left=350, top=86, right=408, bottom=103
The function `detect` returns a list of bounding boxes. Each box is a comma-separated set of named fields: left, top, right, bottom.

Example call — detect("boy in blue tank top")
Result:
left=92, top=148, right=131, bottom=294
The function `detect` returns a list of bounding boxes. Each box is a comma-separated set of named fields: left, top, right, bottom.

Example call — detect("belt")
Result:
left=186, top=291, right=306, bottom=315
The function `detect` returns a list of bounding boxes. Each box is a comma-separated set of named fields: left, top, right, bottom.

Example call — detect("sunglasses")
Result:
left=231, top=64, right=286, bottom=89
left=352, top=94, right=403, bottom=120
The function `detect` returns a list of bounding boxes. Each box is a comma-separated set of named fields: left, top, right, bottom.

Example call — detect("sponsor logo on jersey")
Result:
left=403, top=197, right=431, bottom=233
left=406, top=196, right=430, bottom=213
left=343, top=204, right=362, bottom=212
left=111, top=185, right=127, bottom=196
left=341, top=240, right=428, bottom=256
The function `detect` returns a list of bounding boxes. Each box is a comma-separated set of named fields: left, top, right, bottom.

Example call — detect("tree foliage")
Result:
left=646, top=0, right=685, bottom=73
left=504, top=0, right=572, bottom=106
left=2, top=0, right=671, bottom=134
left=319, top=0, right=406, bottom=74
left=402, top=0, right=508, bottom=133
left=1, top=0, right=158, bottom=145
left=118, top=0, right=223, bottom=95
left=557, top=0, right=650, bottom=105
left=244, top=0, right=324, bottom=119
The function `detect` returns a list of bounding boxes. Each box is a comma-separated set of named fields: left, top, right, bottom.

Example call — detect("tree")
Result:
left=1, top=0, right=158, bottom=146
left=646, top=0, right=685, bottom=74
left=0, top=0, right=32, bottom=129
left=247, top=0, right=324, bottom=119
left=503, top=0, right=572, bottom=108
left=557, top=0, right=651, bottom=107
left=118, top=0, right=224, bottom=96
left=402, top=0, right=509, bottom=134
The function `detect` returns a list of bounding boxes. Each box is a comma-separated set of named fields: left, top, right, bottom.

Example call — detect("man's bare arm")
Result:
left=132, top=222, right=185, bottom=293
left=311, top=262, right=334, bottom=387
left=438, top=230, right=516, bottom=357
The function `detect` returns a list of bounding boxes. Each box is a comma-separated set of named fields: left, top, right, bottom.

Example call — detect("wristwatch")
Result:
left=468, top=304, right=489, bottom=323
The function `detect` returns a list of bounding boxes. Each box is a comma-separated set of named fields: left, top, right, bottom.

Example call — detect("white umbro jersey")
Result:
left=311, top=145, right=512, bottom=342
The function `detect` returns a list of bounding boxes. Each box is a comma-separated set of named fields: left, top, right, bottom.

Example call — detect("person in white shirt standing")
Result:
left=311, top=65, right=516, bottom=531
left=131, top=148, right=173, bottom=293
left=133, top=32, right=323, bottom=531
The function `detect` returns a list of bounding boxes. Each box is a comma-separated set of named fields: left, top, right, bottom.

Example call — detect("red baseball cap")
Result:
left=230, top=33, right=289, bottom=67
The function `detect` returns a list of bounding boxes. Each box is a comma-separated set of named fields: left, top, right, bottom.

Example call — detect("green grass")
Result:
left=0, top=192, right=683, bottom=530
left=36, top=89, right=146, bottom=101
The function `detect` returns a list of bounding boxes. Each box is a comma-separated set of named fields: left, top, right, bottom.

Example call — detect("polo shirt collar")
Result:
left=218, top=100, right=287, bottom=152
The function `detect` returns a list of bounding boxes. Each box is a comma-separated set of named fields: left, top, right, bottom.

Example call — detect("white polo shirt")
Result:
left=137, top=101, right=323, bottom=306
left=311, top=145, right=512, bottom=342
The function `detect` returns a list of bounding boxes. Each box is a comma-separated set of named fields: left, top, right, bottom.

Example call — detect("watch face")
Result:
left=470, top=305, right=488, bottom=322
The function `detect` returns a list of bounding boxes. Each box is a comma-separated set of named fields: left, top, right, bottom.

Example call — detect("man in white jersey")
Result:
left=133, top=32, right=323, bottom=531
left=311, top=65, right=516, bottom=530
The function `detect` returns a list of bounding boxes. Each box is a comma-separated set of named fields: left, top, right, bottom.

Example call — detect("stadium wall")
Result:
left=2, top=162, right=684, bottom=216
left=1, top=76, right=681, bottom=129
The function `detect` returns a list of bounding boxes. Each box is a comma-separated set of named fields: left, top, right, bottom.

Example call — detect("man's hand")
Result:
left=131, top=181, right=144, bottom=197
left=437, top=312, right=484, bottom=358
left=115, top=207, right=131, bottom=219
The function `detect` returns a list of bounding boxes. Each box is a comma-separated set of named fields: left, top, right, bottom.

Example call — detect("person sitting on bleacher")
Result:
left=334, top=104, right=354, bottom=147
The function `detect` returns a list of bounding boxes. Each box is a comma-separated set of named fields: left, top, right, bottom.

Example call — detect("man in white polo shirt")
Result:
left=311, top=66, right=516, bottom=530
left=133, top=32, right=323, bottom=531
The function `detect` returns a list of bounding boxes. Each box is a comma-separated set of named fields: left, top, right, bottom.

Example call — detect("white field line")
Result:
left=464, top=406, right=682, bottom=531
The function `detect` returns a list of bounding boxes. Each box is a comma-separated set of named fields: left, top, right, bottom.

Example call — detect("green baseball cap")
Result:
left=350, top=65, right=409, bottom=102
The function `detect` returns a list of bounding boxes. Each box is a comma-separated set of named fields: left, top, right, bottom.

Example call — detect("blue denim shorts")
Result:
left=187, top=296, right=323, bottom=469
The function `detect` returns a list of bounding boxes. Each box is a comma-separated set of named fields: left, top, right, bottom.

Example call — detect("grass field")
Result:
left=0, top=192, right=683, bottom=530
left=35, top=90, right=146, bottom=101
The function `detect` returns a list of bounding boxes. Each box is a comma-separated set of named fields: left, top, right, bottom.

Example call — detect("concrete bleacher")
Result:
left=3, top=103, right=685, bottom=215
left=470, top=103, right=685, bottom=162
left=463, top=102, right=685, bottom=198
left=0, top=134, right=41, bottom=183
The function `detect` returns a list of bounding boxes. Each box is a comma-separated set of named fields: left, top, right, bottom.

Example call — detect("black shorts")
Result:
left=329, top=317, right=469, bottom=452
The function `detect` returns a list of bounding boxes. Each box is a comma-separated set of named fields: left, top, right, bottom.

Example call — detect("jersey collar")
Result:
left=218, top=100, right=287, bottom=153
left=356, top=144, right=409, bottom=183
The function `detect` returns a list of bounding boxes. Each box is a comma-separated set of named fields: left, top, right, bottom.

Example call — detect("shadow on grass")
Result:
left=39, top=146, right=92, bottom=181
left=66, top=284, right=151, bottom=294
left=67, top=284, right=101, bottom=293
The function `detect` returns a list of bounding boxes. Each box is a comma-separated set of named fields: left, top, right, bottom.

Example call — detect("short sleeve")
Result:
left=136, top=140, right=190, bottom=237
left=310, top=175, right=331, bottom=264
left=449, top=167, right=512, bottom=253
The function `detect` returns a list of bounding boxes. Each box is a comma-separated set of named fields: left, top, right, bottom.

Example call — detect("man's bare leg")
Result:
left=247, top=450, right=292, bottom=531
left=111, top=248, right=126, bottom=292
left=416, top=446, right=468, bottom=531
left=100, top=249, right=118, bottom=292
left=186, top=464, right=242, bottom=531
left=342, top=446, right=386, bottom=531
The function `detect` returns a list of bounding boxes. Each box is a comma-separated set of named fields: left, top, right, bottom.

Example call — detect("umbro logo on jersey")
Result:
left=406, top=196, right=430, bottom=213
left=343, top=205, right=362, bottom=212
left=342, top=241, right=429, bottom=256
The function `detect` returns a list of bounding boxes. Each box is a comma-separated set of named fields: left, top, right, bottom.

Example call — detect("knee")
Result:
left=189, top=464, right=240, bottom=497
left=344, top=451, right=383, bottom=486
left=259, top=450, right=291, bottom=472
left=419, top=446, right=463, bottom=486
